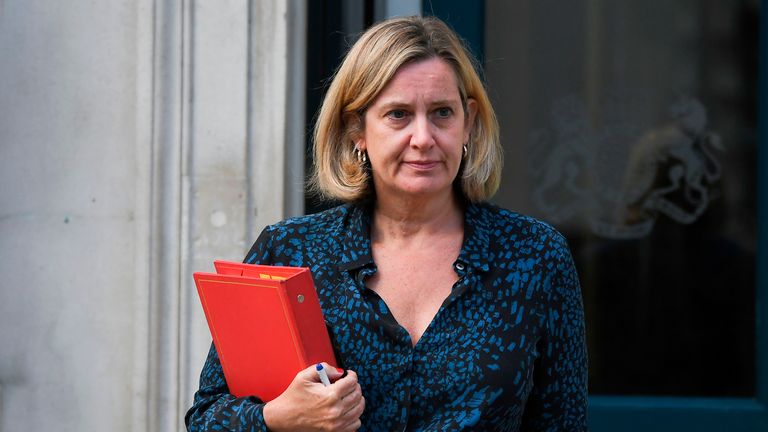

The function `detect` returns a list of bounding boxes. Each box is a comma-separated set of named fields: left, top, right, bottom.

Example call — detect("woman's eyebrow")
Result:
left=376, top=97, right=461, bottom=110
left=428, top=98, right=461, bottom=107
left=378, top=100, right=410, bottom=109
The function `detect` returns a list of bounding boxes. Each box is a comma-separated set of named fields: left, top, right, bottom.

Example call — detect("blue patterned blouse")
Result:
left=185, top=202, right=588, bottom=431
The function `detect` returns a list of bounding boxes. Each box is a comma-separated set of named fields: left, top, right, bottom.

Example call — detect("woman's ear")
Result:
left=354, top=138, right=365, bottom=152
left=344, top=112, right=365, bottom=151
left=464, top=98, right=478, bottom=144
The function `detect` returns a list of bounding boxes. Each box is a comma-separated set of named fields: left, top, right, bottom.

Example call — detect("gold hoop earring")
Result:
left=463, top=144, right=468, bottom=158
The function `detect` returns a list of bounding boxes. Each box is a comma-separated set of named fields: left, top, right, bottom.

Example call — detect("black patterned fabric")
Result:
left=185, top=202, right=588, bottom=431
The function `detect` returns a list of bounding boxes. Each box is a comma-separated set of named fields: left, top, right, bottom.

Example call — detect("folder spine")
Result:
left=286, top=271, right=336, bottom=366
left=275, top=278, right=310, bottom=366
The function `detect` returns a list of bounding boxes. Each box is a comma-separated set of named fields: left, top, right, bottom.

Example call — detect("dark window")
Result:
left=486, top=0, right=758, bottom=396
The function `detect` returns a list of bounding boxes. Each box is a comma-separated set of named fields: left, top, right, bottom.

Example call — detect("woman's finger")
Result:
left=338, top=384, right=362, bottom=414
left=347, top=395, right=365, bottom=420
left=340, top=417, right=362, bottom=432
left=328, top=369, right=358, bottom=398
left=340, top=381, right=361, bottom=400
left=319, top=362, right=344, bottom=381
left=296, top=363, right=325, bottom=384
left=341, top=398, right=365, bottom=431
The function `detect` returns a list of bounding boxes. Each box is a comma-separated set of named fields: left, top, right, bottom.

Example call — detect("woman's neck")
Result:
left=371, top=191, right=464, bottom=242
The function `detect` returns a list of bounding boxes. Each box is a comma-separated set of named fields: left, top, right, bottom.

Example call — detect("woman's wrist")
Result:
left=263, top=399, right=288, bottom=431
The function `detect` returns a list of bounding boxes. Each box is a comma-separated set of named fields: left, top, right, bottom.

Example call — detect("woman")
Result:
left=186, top=16, right=587, bottom=431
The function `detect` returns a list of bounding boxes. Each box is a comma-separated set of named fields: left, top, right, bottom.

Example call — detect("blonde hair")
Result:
left=310, top=16, right=502, bottom=202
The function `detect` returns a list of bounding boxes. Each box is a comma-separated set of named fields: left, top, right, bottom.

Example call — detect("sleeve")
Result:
left=521, top=231, right=588, bottom=431
left=184, top=227, right=275, bottom=432
left=184, top=344, right=269, bottom=431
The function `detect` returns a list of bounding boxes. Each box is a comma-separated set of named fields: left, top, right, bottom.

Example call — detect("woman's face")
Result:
left=355, top=57, right=477, bottom=203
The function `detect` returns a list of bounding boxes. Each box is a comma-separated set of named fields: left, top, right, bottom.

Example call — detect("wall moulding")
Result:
left=134, top=1, right=306, bottom=431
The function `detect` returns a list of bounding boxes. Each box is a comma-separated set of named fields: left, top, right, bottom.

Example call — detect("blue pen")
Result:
left=316, top=363, right=331, bottom=386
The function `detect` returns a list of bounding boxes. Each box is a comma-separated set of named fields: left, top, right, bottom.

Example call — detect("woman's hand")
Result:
left=263, top=363, right=365, bottom=432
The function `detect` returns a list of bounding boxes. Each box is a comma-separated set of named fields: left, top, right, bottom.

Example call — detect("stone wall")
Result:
left=0, top=1, right=305, bottom=430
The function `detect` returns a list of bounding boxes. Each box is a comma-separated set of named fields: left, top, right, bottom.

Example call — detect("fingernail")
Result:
left=336, top=368, right=344, bottom=374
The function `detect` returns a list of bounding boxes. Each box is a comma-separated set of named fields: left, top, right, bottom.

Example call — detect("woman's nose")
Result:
left=409, top=115, right=435, bottom=149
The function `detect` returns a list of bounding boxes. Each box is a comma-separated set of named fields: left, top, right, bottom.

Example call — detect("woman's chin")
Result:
left=388, top=182, right=455, bottom=200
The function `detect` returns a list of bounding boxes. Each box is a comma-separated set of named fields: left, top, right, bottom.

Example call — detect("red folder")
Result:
left=194, top=261, right=337, bottom=401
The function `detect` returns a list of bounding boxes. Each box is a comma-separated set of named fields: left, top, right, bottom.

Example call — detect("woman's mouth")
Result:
left=404, top=161, right=438, bottom=170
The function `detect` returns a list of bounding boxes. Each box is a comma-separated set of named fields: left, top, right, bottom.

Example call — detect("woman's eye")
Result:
left=435, top=107, right=453, bottom=118
left=387, top=110, right=407, bottom=120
